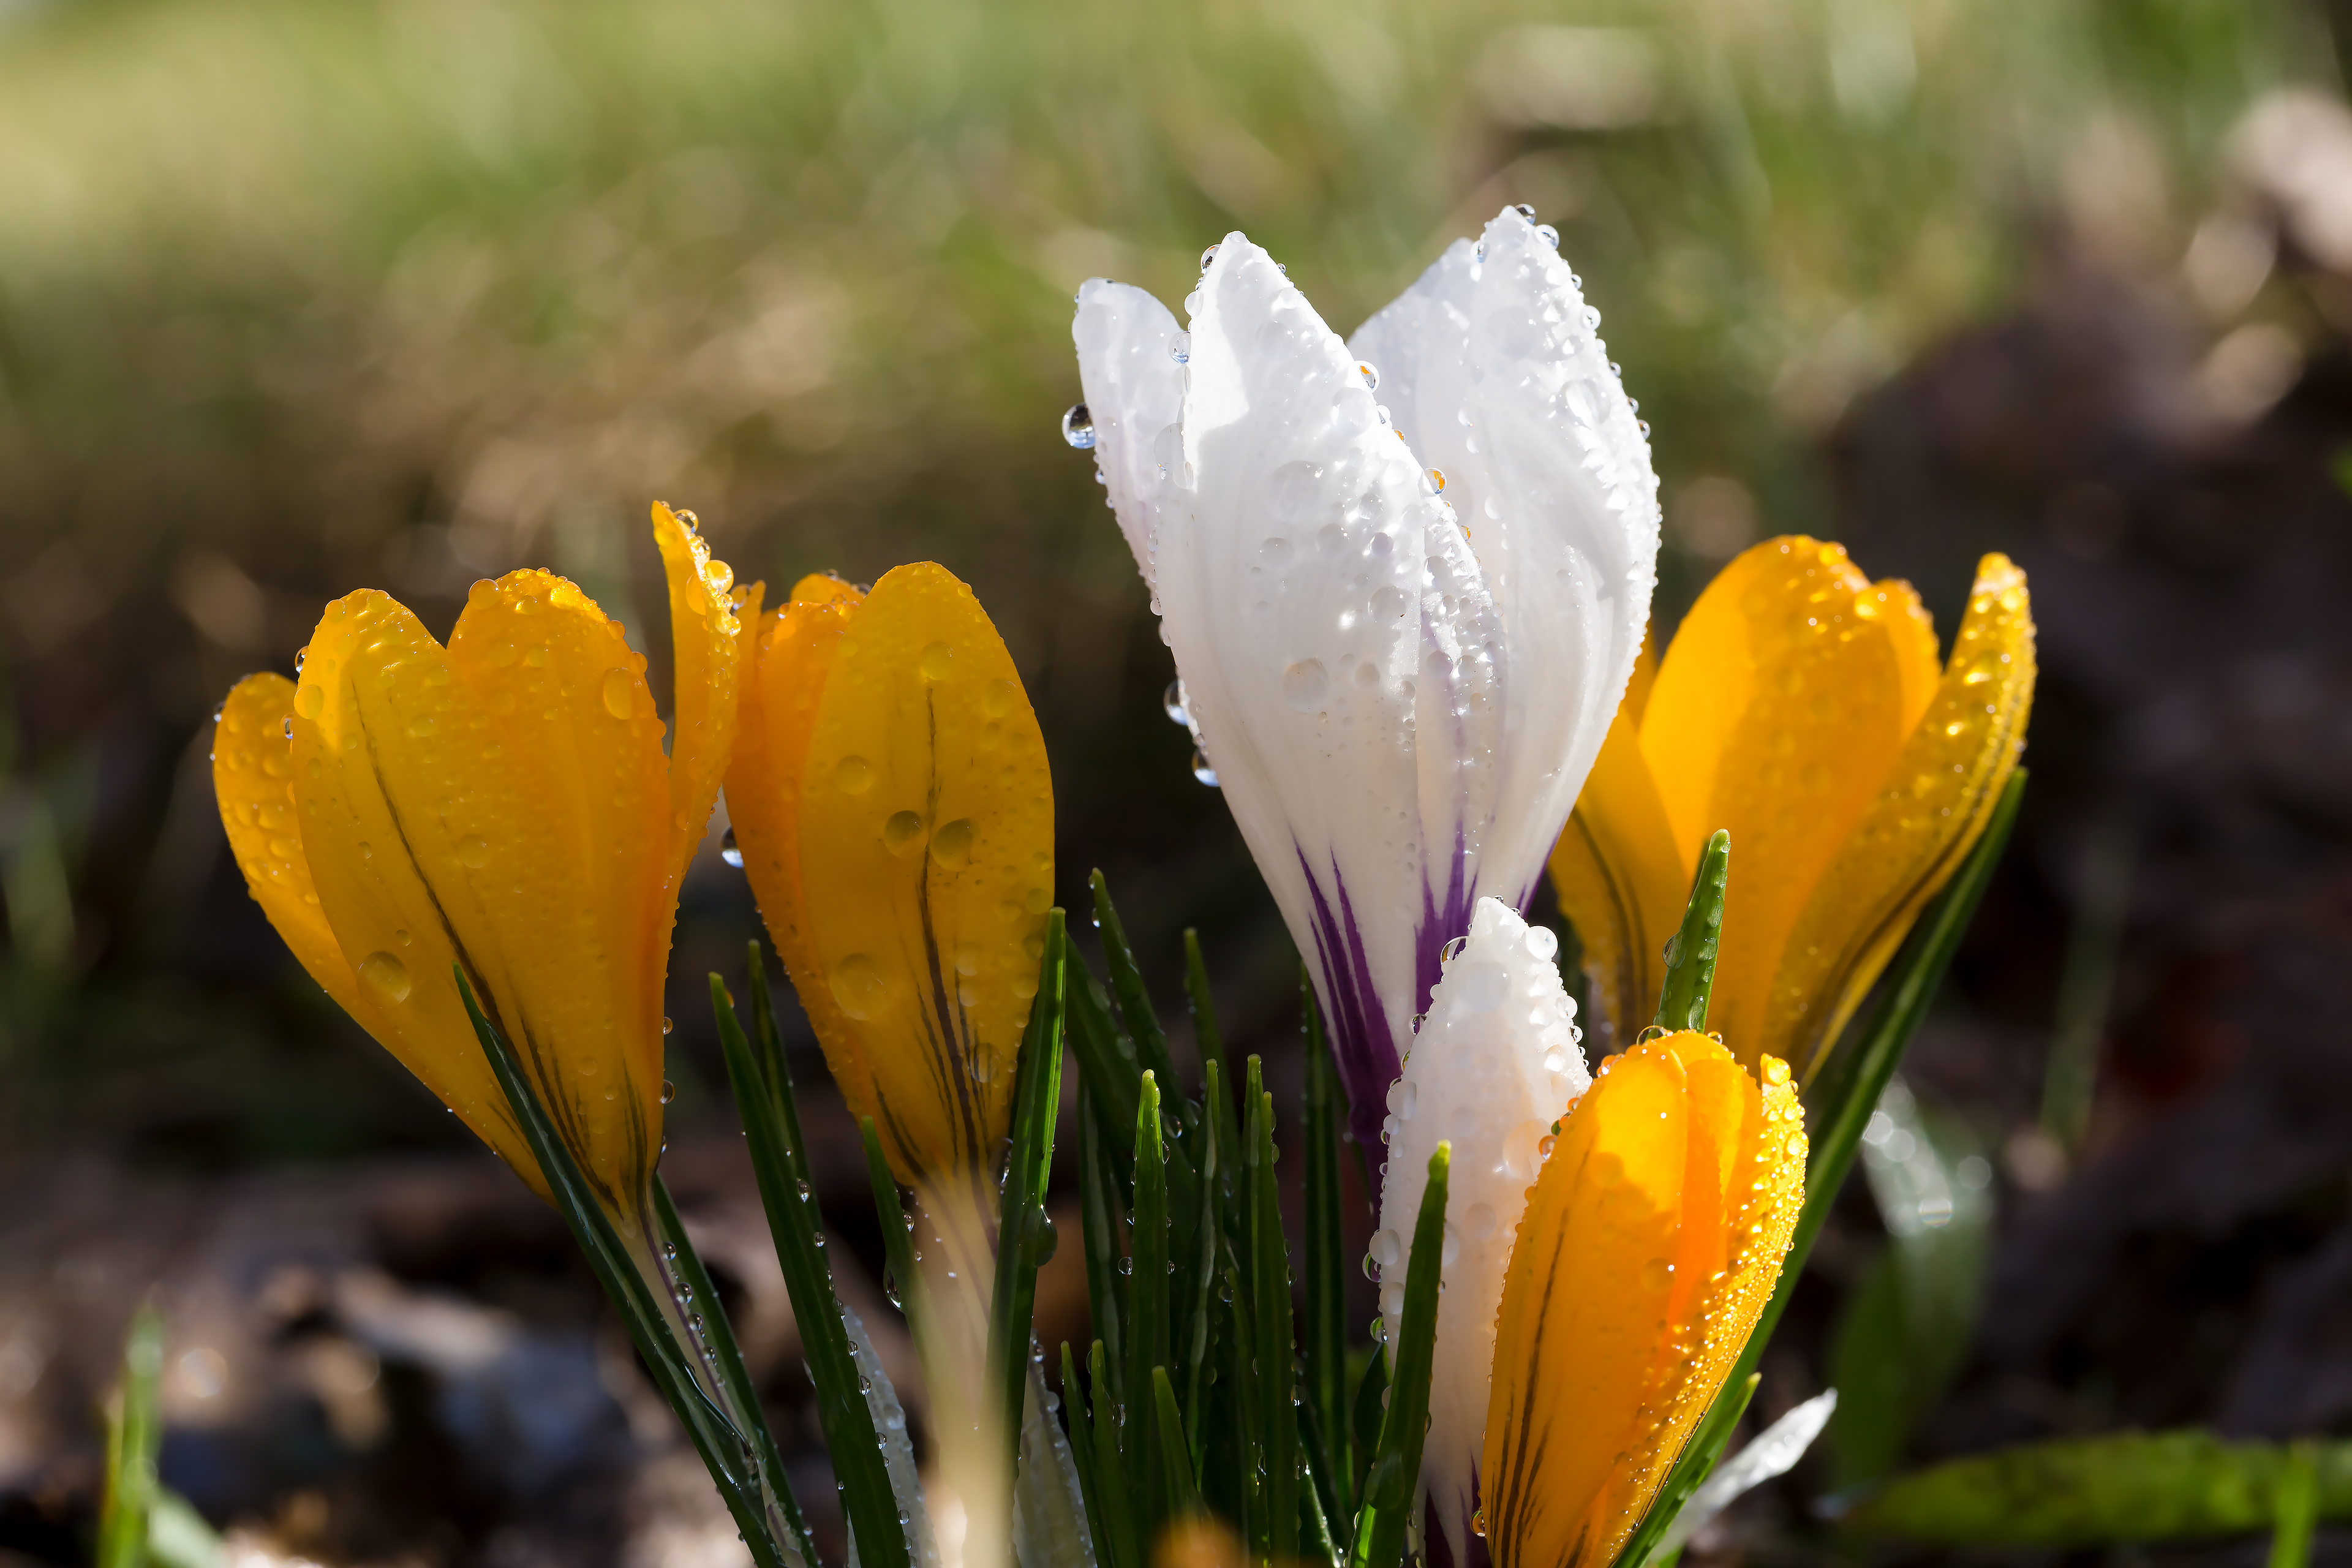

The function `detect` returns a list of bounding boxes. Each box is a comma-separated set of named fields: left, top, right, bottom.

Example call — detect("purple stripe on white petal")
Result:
left=1297, top=849, right=1406, bottom=1155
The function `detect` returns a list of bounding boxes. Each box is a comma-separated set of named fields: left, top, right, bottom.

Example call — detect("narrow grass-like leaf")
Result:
left=1300, top=1442, right=1343, bottom=1568
left=1127, top=1069, right=1173, bottom=1535
left=990, top=909, right=1069, bottom=1476
left=1185, top=929, right=1243, bottom=1169
left=1617, top=770, right=2027, bottom=1568
left=650, top=1176, right=817, bottom=1567
left=1079, top=1095, right=1128, bottom=1404
left=97, top=1298, right=164, bottom=1568
left=1182, top=1057, right=1225, bottom=1479
left=1351, top=1142, right=1448, bottom=1568
left=2272, top=1442, right=2320, bottom=1568
left=1092, top=870, right=1178, bottom=1087
left=1153, top=1367, right=1205, bottom=1520
left=460, top=970, right=786, bottom=1568
left=1653, top=829, right=1729, bottom=1033
left=1842, top=1429, right=2352, bottom=1545
left=709, top=972, right=908, bottom=1568
left=1089, top=1340, right=1144, bottom=1568
left=1221, top=1254, right=1265, bottom=1547
left=1062, top=1343, right=1112, bottom=1568
left=1301, top=981, right=1351, bottom=1506
left=1298, top=1395, right=1350, bottom=1563
left=861, top=1116, right=929, bottom=1333
left=747, top=943, right=814, bottom=1190
left=1245, top=1059, right=1300, bottom=1562
left=1350, top=1351, right=1387, bottom=1516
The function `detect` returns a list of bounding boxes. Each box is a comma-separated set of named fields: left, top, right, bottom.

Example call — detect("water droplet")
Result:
left=1061, top=404, right=1097, bottom=450
left=1200, top=243, right=1219, bottom=272
left=662, top=1016, right=674, bottom=1035
left=1762, top=1057, right=1790, bottom=1086
left=930, top=818, right=975, bottom=869
left=358, top=951, right=412, bottom=1005
left=720, top=827, right=744, bottom=869
left=919, top=641, right=953, bottom=682
left=1356, top=360, right=1380, bottom=391
left=282, top=717, right=295, bottom=739
left=1281, top=658, right=1329, bottom=710
left=1526, top=925, right=1561, bottom=962
left=1163, top=679, right=1190, bottom=726
left=835, top=755, right=874, bottom=794
left=1473, top=1509, right=1488, bottom=1539
left=456, top=835, right=489, bottom=869
left=1453, top=960, right=1510, bottom=1013
left=1386, top=1080, right=1417, bottom=1118
left=602, top=668, right=635, bottom=720
left=295, top=684, right=324, bottom=720
left=1117, top=1256, right=1133, bottom=1276
left=1191, top=750, right=1218, bottom=787
left=1169, top=331, right=1191, bottom=364
left=1535, top=224, right=1559, bottom=247
left=831, top=954, right=891, bottom=1020
left=1440, top=935, right=1468, bottom=967
left=883, top=810, right=927, bottom=854
left=1428, top=467, right=1447, bottom=493
left=661, top=1080, right=677, bottom=1105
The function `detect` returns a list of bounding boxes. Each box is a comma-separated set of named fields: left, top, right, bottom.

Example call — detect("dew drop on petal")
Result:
left=602, top=669, right=635, bottom=720
left=358, top=951, right=412, bottom=1005
left=720, top=827, right=744, bottom=868
left=456, top=835, right=489, bottom=869
left=835, top=756, right=875, bottom=794
left=1191, top=750, right=1219, bottom=787
left=1060, top=403, right=1096, bottom=450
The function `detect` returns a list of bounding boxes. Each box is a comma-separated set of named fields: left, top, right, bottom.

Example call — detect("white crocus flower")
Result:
left=1069, top=206, right=1658, bottom=1150
left=1374, top=895, right=1591, bottom=1568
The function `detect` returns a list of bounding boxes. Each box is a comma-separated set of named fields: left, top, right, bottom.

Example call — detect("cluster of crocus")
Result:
left=216, top=508, right=1047, bottom=1300
left=1074, top=210, right=2035, bottom=1568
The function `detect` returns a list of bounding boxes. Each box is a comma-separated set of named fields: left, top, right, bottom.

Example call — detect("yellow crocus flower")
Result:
left=725, top=562, right=1055, bottom=1193
left=213, top=502, right=746, bottom=1216
left=1479, top=1030, right=1806, bottom=1568
left=1548, top=537, right=2035, bottom=1077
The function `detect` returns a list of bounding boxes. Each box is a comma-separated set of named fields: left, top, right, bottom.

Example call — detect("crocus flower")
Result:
left=725, top=563, right=1054, bottom=1568
left=724, top=562, right=1055, bottom=1209
left=1548, top=537, right=2035, bottom=1074
left=1478, top=1027, right=1804, bottom=1568
left=1070, top=207, right=1659, bottom=1147
left=213, top=502, right=745, bottom=1218
left=1374, top=897, right=1803, bottom=1568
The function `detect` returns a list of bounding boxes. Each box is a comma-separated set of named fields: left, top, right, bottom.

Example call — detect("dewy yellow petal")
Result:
left=1547, top=639, right=1682, bottom=1052
left=791, top=563, right=1054, bottom=1185
left=728, top=572, right=872, bottom=1126
left=266, top=595, right=547, bottom=1194
left=650, top=501, right=744, bottom=889
left=1480, top=1033, right=1804, bottom=1568
left=1640, top=537, right=1928, bottom=1064
left=1770, top=552, right=2037, bottom=1076
left=293, top=577, right=667, bottom=1215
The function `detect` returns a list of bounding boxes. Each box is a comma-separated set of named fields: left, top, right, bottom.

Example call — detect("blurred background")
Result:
left=3, top=0, right=2351, bottom=1562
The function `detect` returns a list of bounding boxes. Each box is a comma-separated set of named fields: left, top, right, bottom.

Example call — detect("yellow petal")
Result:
left=1546, top=690, right=1685, bottom=1054
left=1480, top=1035, right=1804, bottom=1568
left=1770, top=554, right=2036, bottom=1077
left=726, top=572, right=870, bottom=1119
left=650, top=501, right=745, bottom=888
left=293, top=577, right=669, bottom=1214
left=793, top=563, right=1054, bottom=1184
left=1640, top=537, right=1930, bottom=1065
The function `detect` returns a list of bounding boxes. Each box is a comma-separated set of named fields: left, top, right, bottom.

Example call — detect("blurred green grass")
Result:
left=0, top=0, right=2331, bottom=1161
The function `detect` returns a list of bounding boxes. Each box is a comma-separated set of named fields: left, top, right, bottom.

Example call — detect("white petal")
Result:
left=1351, top=206, right=1659, bottom=908
left=1373, top=897, right=1589, bottom=1567
left=1156, top=232, right=1496, bottom=1133
left=1073, top=279, right=1188, bottom=592
left=1656, top=1389, right=1840, bottom=1556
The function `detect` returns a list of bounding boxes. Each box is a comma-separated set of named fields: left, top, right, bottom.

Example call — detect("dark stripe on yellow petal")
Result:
left=792, top=564, right=1054, bottom=1185
left=1771, top=554, right=2037, bottom=1077
left=1547, top=686, right=1684, bottom=1053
